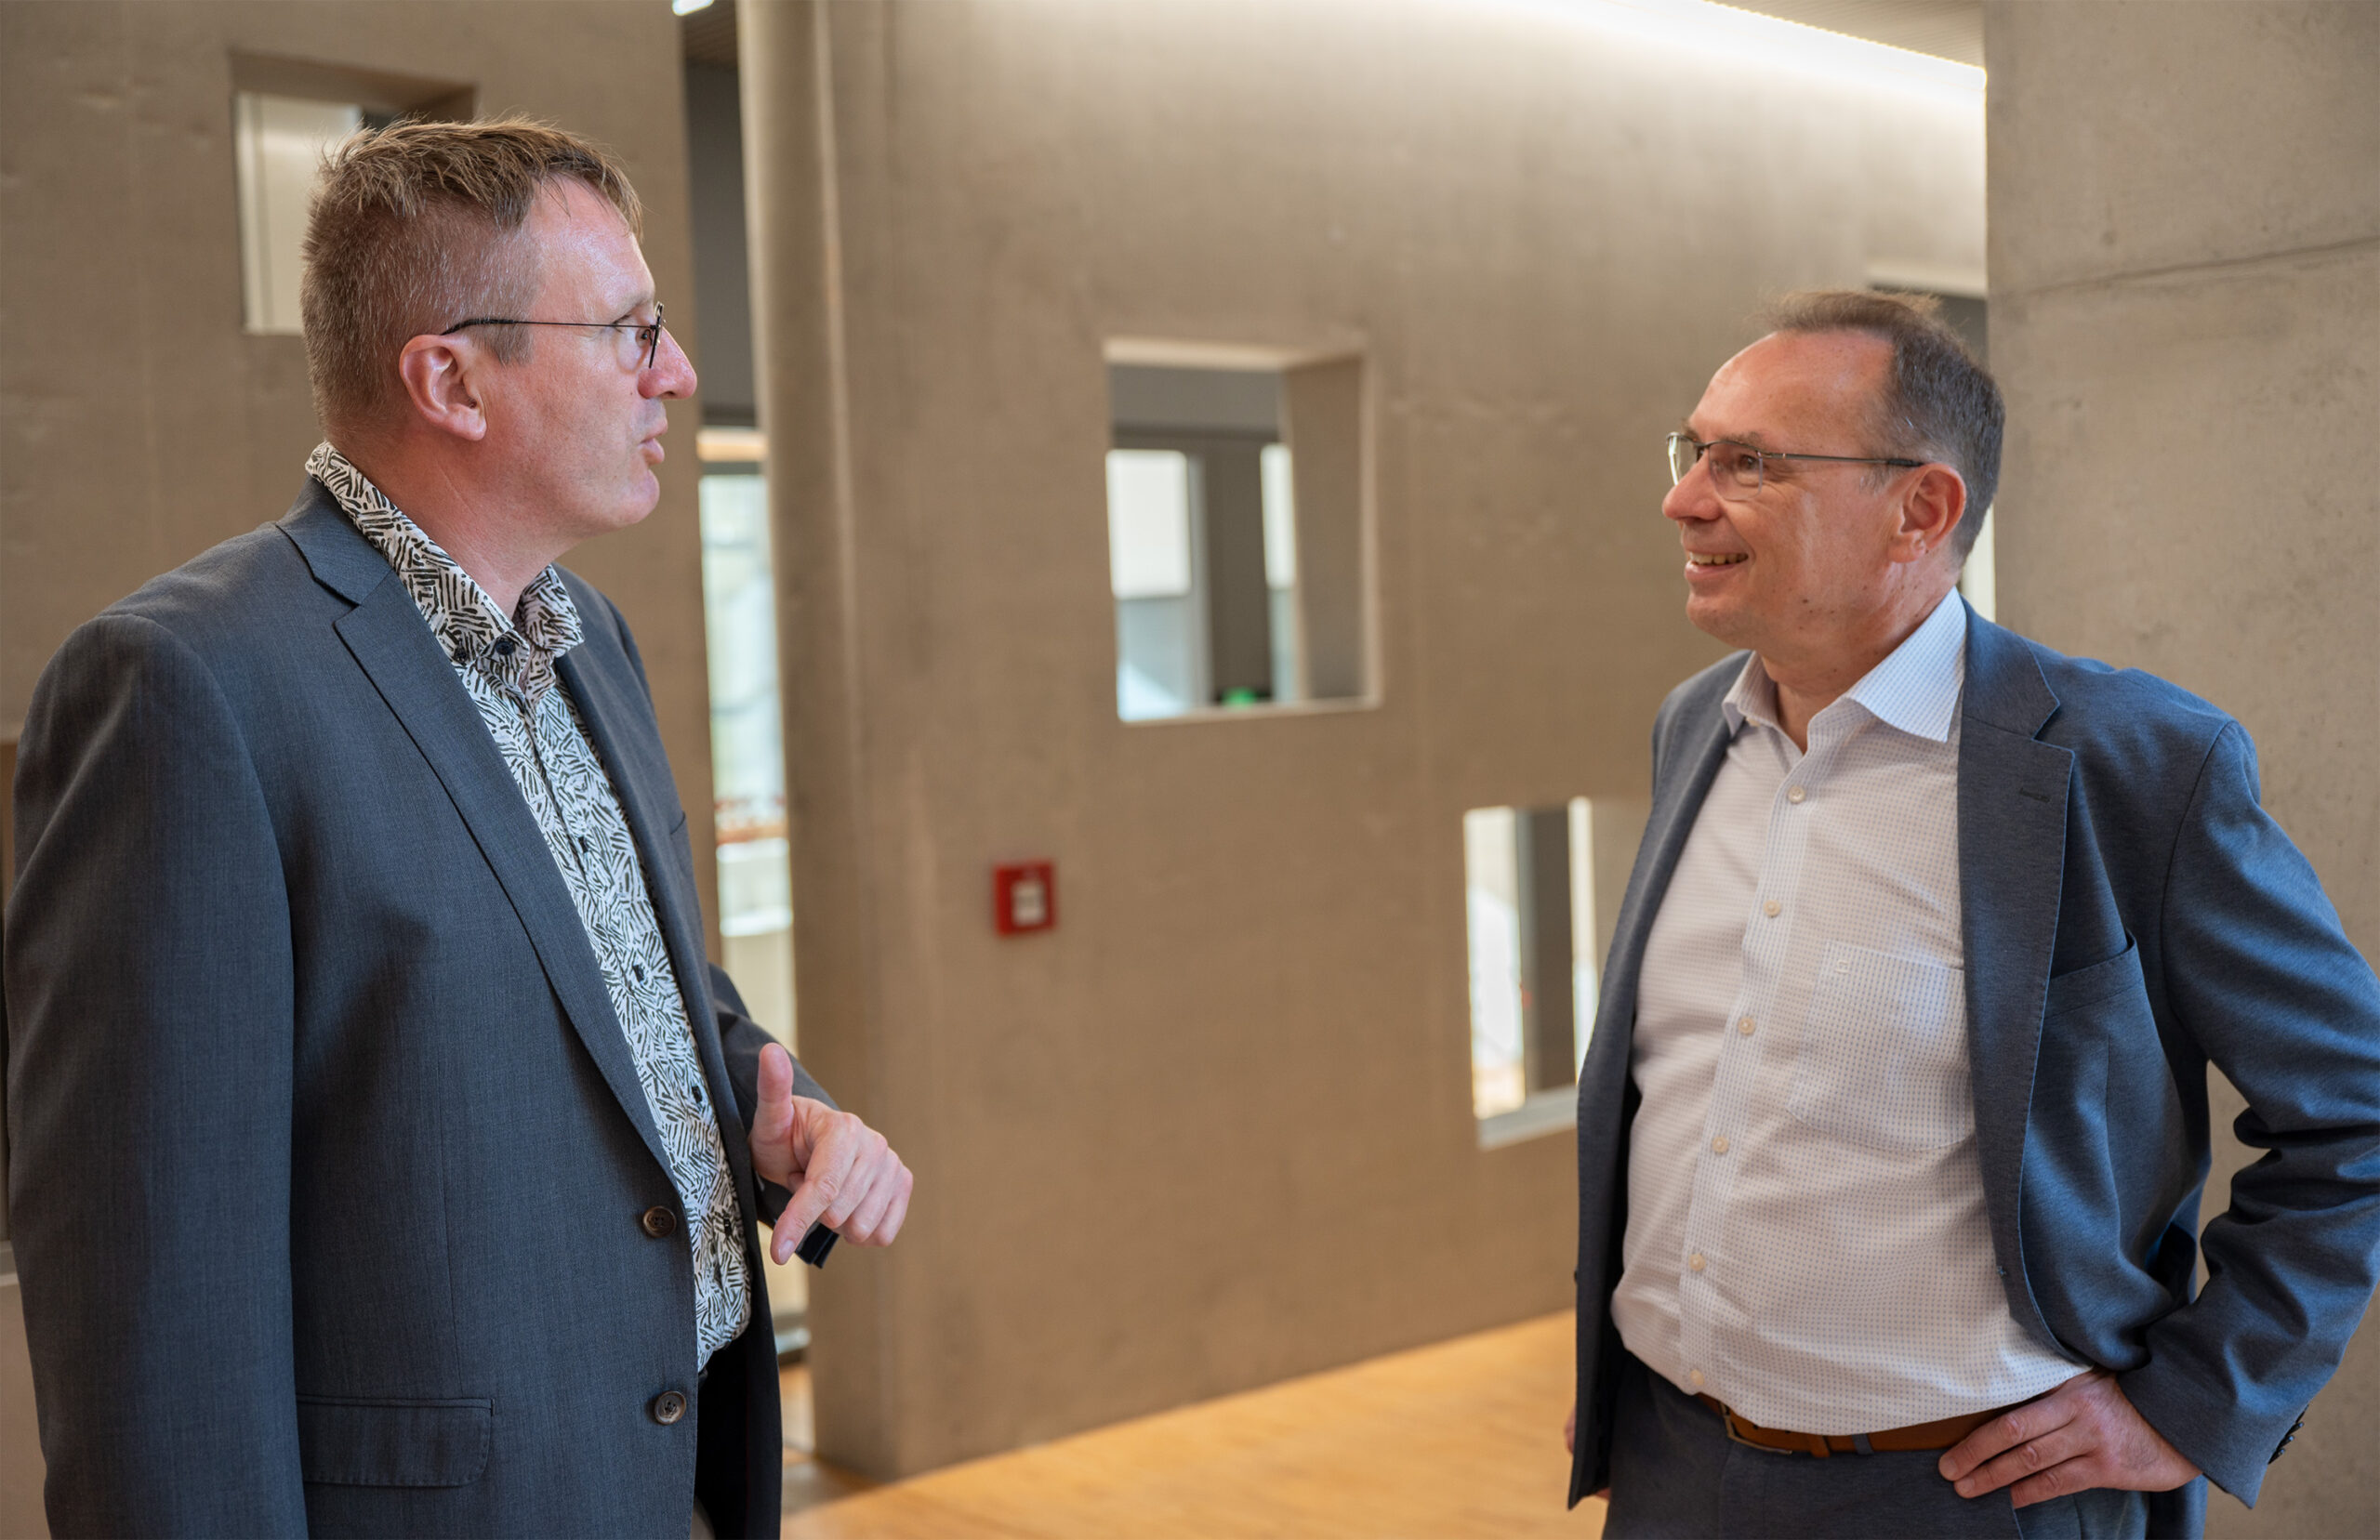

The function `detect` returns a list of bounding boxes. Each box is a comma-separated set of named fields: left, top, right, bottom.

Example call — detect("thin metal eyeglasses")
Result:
left=439, top=302, right=668, bottom=371
left=1667, top=431, right=1924, bottom=498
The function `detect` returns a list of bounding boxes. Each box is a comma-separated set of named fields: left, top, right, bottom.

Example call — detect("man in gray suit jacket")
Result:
left=1565, top=292, right=2380, bottom=1537
left=5, top=120, right=911, bottom=1535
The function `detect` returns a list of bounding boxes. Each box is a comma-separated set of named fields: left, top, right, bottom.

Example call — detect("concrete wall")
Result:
left=1986, top=2, right=2380, bottom=1532
left=746, top=0, right=1984, bottom=1478
left=0, top=0, right=721, bottom=950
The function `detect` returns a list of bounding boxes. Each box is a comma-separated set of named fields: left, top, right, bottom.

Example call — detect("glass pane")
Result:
left=1106, top=450, right=1193, bottom=599
left=699, top=472, right=796, bottom=1045
left=1465, top=807, right=1527, bottom=1119
left=1469, top=796, right=1644, bottom=1137
left=1568, top=796, right=1599, bottom=1073
left=1260, top=443, right=1297, bottom=589
left=233, top=93, right=361, bottom=334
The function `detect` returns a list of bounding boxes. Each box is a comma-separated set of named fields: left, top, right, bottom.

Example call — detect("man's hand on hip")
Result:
left=749, top=1042, right=915, bottom=1261
left=1938, top=1369, right=2198, bottom=1507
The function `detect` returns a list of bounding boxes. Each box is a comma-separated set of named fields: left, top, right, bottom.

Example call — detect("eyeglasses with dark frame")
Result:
left=439, top=302, right=669, bottom=372
left=1667, top=431, right=1925, bottom=498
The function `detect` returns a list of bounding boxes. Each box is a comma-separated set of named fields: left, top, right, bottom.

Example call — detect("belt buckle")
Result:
left=1718, top=1408, right=1792, bottom=1455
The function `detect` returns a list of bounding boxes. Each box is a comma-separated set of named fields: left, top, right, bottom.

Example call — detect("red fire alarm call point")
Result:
left=993, top=862, right=1056, bottom=936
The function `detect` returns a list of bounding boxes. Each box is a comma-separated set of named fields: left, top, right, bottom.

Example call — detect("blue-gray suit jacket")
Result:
left=5, top=482, right=828, bottom=1536
left=1567, top=604, right=2380, bottom=1532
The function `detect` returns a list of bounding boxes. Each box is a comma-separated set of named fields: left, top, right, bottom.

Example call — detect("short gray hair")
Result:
left=1759, top=289, right=2003, bottom=560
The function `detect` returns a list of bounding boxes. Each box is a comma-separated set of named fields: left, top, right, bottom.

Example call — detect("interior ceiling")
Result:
left=1715, top=0, right=1983, bottom=67
left=670, top=1, right=1970, bottom=74
left=677, top=1, right=1981, bottom=82
left=680, top=2, right=738, bottom=69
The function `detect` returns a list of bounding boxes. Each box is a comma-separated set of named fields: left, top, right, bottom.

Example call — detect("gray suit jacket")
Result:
left=1567, top=604, right=2380, bottom=1533
left=5, top=481, right=829, bottom=1536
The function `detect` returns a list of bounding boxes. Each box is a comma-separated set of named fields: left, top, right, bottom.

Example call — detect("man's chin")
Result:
left=1685, top=593, right=1757, bottom=649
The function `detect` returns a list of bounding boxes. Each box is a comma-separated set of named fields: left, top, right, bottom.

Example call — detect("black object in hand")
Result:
left=795, top=1221, right=838, bottom=1268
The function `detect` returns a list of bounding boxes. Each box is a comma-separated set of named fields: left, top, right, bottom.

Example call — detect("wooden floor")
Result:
left=780, top=1312, right=1605, bottom=1539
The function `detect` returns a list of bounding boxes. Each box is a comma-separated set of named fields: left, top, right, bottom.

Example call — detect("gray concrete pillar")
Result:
left=1987, top=4, right=2380, bottom=1532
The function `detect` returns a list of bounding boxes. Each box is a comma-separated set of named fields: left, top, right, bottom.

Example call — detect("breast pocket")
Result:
left=1788, top=941, right=1974, bottom=1153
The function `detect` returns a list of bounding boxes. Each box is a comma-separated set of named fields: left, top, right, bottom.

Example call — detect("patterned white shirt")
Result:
left=1612, top=592, right=2081, bottom=1433
left=308, top=443, right=750, bottom=1364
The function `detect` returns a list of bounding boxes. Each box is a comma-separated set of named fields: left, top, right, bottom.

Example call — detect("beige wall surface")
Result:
left=1987, top=2, right=2380, bottom=1533
left=0, top=0, right=722, bottom=950
left=747, top=0, right=1985, bottom=1478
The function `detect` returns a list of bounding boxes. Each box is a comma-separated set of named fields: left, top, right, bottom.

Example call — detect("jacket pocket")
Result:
left=1788, top=941, right=1973, bottom=1152
left=2042, top=935, right=2143, bottom=1020
left=297, top=1396, right=493, bottom=1488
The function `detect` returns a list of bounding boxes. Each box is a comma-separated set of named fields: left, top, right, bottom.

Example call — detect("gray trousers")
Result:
left=1604, top=1355, right=2150, bottom=1540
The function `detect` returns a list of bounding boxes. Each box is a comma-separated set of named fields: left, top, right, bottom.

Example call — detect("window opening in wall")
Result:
left=233, top=93, right=366, bottom=335
left=696, top=450, right=796, bottom=1067
left=1105, top=352, right=1368, bottom=721
left=1466, top=796, right=1646, bottom=1147
left=231, top=59, right=472, bottom=336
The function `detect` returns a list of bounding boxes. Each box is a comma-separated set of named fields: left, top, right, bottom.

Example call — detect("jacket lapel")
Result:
left=1583, top=661, right=1739, bottom=1088
left=282, top=494, right=673, bottom=1178
left=1957, top=604, right=2074, bottom=1348
left=553, top=632, right=760, bottom=1199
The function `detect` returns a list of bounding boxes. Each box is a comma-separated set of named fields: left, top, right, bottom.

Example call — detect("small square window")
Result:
left=1467, top=796, right=1645, bottom=1147
left=1104, top=350, right=1368, bottom=721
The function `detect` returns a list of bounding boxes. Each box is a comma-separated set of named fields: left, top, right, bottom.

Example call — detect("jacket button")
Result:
left=641, top=1205, right=678, bottom=1238
left=652, top=1390, right=688, bottom=1425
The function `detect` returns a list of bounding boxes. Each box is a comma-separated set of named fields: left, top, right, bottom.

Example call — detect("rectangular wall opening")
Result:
left=1105, top=351, right=1368, bottom=721
left=1465, top=796, right=1645, bottom=1147
left=229, top=57, right=472, bottom=336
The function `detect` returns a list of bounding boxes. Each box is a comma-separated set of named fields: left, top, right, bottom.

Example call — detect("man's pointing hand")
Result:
left=749, top=1042, right=914, bottom=1262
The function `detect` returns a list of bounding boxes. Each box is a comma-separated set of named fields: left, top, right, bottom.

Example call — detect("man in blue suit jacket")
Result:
left=1566, top=292, right=2380, bottom=1538
left=5, top=120, right=910, bottom=1534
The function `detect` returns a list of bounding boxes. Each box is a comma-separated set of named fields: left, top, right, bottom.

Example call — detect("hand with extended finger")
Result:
left=1937, top=1369, right=2198, bottom=1507
left=747, top=1042, right=915, bottom=1263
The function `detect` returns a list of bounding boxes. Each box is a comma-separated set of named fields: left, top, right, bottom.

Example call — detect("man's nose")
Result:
left=1662, top=466, right=1718, bottom=524
left=645, top=325, right=698, bottom=401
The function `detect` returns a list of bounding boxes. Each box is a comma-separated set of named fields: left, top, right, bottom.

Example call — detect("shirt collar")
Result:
left=1721, top=590, right=1967, bottom=744
left=305, top=442, right=582, bottom=703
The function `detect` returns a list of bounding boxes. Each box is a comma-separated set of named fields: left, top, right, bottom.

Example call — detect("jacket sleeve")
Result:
left=2119, top=721, right=2380, bottom=1502
left=4, top=613, right=308, bottom=1536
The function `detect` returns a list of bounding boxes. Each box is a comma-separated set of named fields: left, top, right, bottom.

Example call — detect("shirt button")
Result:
left=1689, top=1252, right=1706, bottom=1272
left=494, top=635, right=518, bottom=657
left=1738, top=1016, right=1756, bottom=1035
left=1762, top=899, right=1781, bottom=918
left=1711, top=1136, right=1730, bottom=1154
left=1787, top=785, right=1806, bottom=804
left=641, top=1205, right=677, bottom=1238
left=1688, top=1368, right=1706, bottom=1388
left=650, top=1390, right=688, bottom=1425
left=631, top=964, right=646, bottom=982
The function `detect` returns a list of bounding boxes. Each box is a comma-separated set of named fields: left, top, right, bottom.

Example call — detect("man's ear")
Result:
left=396, top=335, right=491, bottom=443
left=1895, top=463, right=1968, bottom=563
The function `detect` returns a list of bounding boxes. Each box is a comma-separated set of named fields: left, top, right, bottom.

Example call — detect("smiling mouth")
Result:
left=1686, top=552, right=1748, bottom=566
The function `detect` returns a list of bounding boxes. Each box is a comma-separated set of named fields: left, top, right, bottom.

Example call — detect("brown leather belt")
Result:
left=1696, top=1394, right=2003, bottom=1458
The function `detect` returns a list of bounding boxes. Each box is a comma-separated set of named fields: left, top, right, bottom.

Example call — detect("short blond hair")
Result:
left=300, top=117, right=644, bottom=433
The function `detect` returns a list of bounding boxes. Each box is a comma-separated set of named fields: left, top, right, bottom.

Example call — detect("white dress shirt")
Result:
left=1611, top=593, right=2081, bottom=1433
